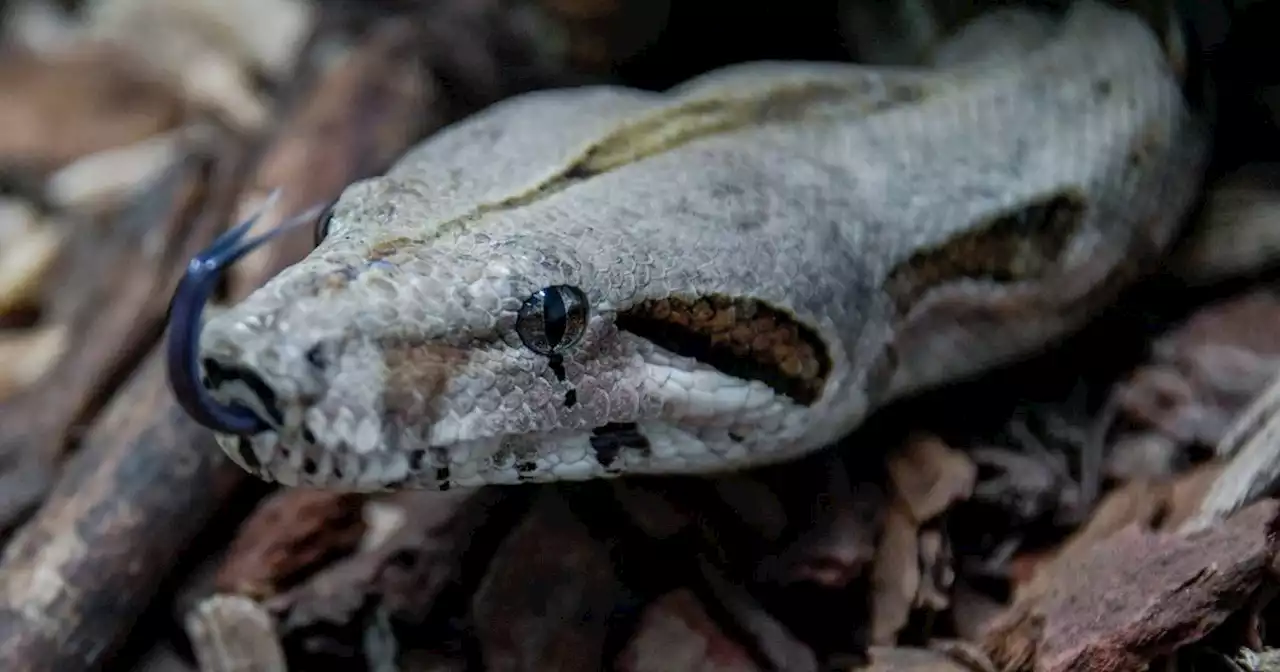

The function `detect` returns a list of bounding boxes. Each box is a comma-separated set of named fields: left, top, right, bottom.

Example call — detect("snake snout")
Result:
left=165, top=189, right=330, bottom=437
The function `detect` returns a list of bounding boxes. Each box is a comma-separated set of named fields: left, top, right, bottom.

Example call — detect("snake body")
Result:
left=178, top=1, right=1209, bottom=491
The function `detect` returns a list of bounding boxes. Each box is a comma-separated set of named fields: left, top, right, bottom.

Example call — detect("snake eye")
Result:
left=516, top=285, right=589, bottom=356
left=313, top=202, right=336, bottom=247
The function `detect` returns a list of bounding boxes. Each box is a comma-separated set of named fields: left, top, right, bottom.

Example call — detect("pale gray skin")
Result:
left=198, top=1, right=1209, bottom=491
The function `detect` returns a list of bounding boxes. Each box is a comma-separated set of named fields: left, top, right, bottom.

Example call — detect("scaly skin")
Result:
left=193, top=1, right=1209, bottom=491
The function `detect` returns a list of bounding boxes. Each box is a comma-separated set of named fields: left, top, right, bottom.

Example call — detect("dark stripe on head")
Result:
left=616, top=295, right=831, bottom=405
left=884, top=191, right=1086, bottom=314
left=202, top=358, right=284, bottom=426
left=589, top=422, right=651, bottom=469
left=233, top=436, right=260, bottom=472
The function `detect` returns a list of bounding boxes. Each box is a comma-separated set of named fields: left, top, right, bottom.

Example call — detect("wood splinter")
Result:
left=187, top=595, right=289, bottom=672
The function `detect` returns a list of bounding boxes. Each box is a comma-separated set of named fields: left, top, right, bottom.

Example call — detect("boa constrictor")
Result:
left=166, top=1, right=1210, bottom=491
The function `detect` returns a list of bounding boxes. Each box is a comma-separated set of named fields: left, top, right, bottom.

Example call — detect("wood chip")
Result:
left=186, top=594, right=288, bottom=672
left=215, top=490, right=367, bottom=601
left=982, top=499, right=1280, bottom=672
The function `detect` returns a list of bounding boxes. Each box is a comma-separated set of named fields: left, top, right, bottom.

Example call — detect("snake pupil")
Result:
left=543, top=288, right=567, bottom=347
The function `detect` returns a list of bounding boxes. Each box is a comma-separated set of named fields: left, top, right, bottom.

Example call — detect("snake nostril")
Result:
left=201, top=358, right=229, bottom=389
left=200, top=357, right=284, bottom=425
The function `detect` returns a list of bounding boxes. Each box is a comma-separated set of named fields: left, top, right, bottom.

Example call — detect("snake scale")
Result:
left=166, top=1, right=1211, bottom=492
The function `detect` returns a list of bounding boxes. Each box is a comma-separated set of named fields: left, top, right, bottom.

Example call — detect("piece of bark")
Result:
left=1101, top=432, right=1182, bottom=483
left=870, top=503, right=923, bottom=647
left=0, top=16, right=442, bottom=669
left=83, top=0, right=317, bottom=132
left=982, top=499, right=1280, bottom=672
left=215, top=490, right=367, bottom=601
left=1231, top=648, right=1280, bottom=672
left=186, top=595, right=289, bottom=672
left=1101, top=289, right=1280, bottom=530
left=966, top=442, right=1077, bottom=529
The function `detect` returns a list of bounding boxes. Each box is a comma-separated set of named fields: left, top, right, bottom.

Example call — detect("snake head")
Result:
left=181, top=156, right=863, bottom=494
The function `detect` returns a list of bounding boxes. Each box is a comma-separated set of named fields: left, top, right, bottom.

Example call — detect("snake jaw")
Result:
left=165, top=190, right=324, bottom=436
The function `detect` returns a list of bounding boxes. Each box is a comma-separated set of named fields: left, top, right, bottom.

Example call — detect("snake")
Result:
left=165, top=1, right=1211, bottom=492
